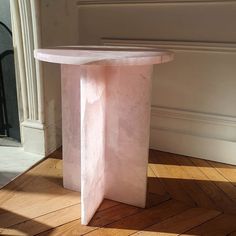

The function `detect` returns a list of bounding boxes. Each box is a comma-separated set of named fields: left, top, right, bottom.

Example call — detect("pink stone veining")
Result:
left=105, top=65, right=153, bottom=207
left=34, top=46, right=173, bottom=225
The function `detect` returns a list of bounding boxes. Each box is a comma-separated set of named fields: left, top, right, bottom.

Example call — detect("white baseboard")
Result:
left=21, top=121, right=46, bottom=156
left=150, top=106, right=236, bottom=165
left=21, top=120, right=62, bottom=157
left=150, top=128, right=236, bottom=165
left=22, top=106, right=236, bottom=164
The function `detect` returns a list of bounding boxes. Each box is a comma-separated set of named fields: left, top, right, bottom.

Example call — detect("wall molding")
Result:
left=77, top=0, right=236, bottom=6
left=152, top=106, right=236, bottom=128
left=102, top=39, right=236, bottom=53
left=12, top=0, right=44, bottom=122
left=10, top=0, right=46, bottom=155
left=150, top=128, right=236, bottom=165
left=151, top=106, right=236, bottom=143
left=150, top=106, right=236, bottom=165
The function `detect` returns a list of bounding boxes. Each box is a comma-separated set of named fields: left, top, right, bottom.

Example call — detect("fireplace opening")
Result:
left=0, top=20, right=20, bottom=146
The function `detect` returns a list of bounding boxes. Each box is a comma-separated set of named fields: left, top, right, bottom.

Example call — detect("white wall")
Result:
left=76, top=0, right=236, bottom=164
left=39, top=0, right=78, bottom=154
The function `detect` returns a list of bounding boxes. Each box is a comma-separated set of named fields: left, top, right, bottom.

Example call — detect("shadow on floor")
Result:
left=0, top=208, right=51, bottom=235
left=1, top=149, right=236, bottom=235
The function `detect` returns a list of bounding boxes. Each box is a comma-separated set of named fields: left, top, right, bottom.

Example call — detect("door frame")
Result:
left=10, top=0, right=46, bottom=155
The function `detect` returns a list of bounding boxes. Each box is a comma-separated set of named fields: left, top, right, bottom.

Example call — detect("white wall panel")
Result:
left=40, top=0, right=79, bottom=154
left=77, top=1, right=236, bottom=164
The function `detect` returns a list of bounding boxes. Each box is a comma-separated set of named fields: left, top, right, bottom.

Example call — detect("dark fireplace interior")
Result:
left=0, top=21, right=20, bottom=143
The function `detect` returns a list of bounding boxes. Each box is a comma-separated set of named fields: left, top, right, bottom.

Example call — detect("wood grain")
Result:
left=0, top=149, right=236, bottom=235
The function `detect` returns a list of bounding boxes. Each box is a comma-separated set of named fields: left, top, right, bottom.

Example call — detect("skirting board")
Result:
left=21, top=121, right=46, bottom=156
left=21, top=120, right=62, bottom=156
left=150, top=106, right=236, bottom=165
left=150, top=128, right=236, bottom=165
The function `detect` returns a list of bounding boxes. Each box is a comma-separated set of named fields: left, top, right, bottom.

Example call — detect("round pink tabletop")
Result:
left=34, top=46, right=173, bottom=66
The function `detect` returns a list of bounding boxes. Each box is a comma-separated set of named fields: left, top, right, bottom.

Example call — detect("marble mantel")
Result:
left=34, top=46, right=173, bottom=225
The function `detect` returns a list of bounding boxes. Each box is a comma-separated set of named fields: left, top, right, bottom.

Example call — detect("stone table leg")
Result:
left=61, top=65, right=81, bottom=192
left=61, top=64, right=153, bottom=225
left=80, top=66, right=107, bottom=225
left=104, top=65, right=153, bottom=208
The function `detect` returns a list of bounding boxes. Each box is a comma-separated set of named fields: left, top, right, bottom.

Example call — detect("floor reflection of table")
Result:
left=34, top=46, right=173, bottom=225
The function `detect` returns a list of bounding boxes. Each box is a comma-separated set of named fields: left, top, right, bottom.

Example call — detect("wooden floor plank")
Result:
left=191, top=157, right=236, bottom=202
left=132, top=207, right=221, bottom=236
left=83, top=199, right=190, bottom=236
left=149, top=152, right=195, bottom=206
left=159, top=152, right=217, bottom=210
left=39, top=195, right=172, bottom=236
left=37, top=202, right=143, bottom=236
left=147, top=166, right=168, bottom=197
left=146, top=166, right=171, bottom=208
left=0, top=204, right=81, bottom=236
left=0, top=190, right=81, bottom=228
left=37, top=219, right=96, bottom=236
left=209, top=161, right=236, bottom=187
left=0, top=149, right=236, bottom=236
left=170, top=154, right=217, bottom=210
left=174, top=154, right=236, bottom=214
left=1, top=199, right=120, bottom=236
left=98, top=199, right=120, bottom=211
left=182, top=213, right=236, bottom=236
left=0, top=158, right=63, bottom=206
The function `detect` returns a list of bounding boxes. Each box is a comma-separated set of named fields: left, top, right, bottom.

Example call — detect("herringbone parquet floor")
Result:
left=0, top=149, right=236, bottom=235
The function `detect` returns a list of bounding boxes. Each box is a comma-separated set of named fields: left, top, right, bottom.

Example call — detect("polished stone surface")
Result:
left=35, top=46, right=173, bottom=225
left=34, top=46, right=173, bottom=66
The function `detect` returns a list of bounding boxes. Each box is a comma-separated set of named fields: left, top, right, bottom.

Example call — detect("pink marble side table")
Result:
left=34, top=46, right=173, bottom=225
